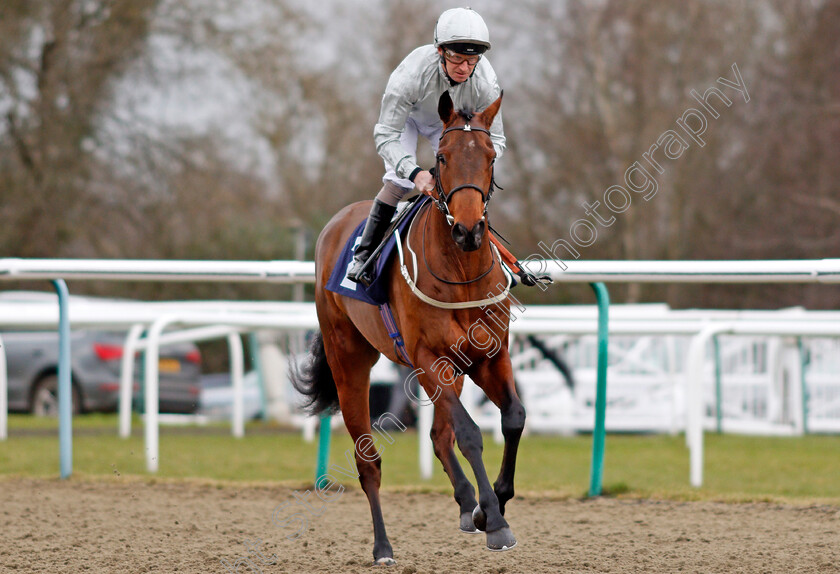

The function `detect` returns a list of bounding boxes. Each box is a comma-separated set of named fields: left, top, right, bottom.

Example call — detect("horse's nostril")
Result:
left=472, top=220, right=486, bottom=241
left=452, top=223, right=468, bottom=244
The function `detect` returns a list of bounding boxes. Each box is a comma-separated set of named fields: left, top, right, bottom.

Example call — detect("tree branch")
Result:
left=789, top=194, right=840, bottom=217
left=4, top=111, right=41, bottom=184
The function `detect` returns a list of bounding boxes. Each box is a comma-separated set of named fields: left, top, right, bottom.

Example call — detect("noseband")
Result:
left=431, top=123, right=502, bottom=225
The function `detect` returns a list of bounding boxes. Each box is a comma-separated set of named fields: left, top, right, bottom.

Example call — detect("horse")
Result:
left=293, top=91, right=525, bottom=565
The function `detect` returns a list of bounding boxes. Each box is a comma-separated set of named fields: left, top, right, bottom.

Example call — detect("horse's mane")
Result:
left=456, top=109, right=475, bottom=122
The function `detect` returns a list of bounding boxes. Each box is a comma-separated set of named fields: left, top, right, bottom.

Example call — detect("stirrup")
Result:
left=347, top=257, right=373, bottom=286
left=517, top=269, right=553, bottom=287
left=345, top=199, right=397, bottom=286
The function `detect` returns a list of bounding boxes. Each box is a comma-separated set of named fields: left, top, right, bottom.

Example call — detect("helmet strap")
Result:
left=440, top=54, right=461, bottom=86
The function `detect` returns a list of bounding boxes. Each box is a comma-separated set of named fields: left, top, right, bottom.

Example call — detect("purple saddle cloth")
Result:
left=325, top=196, right=431, bottom=305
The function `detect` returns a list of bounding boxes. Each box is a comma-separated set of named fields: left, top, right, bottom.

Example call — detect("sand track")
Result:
left=2, top=478, right=838, bottom=573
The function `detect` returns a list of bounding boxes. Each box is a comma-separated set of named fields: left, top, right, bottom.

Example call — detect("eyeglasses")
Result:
left=443, top=49, right=481, bottom=66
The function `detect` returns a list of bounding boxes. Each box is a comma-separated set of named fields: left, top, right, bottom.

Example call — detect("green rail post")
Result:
left=315, top=412, right=332, bottom=487
left=713, top=335, right=723, bottom=433
left=52, top=279, right=72, bottom=479
left=248, top=333, right=268, bottom=420
left=588, top=282, right=609, bottom=497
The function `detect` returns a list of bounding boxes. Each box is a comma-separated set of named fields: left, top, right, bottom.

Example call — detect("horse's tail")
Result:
left=290, top=331, right=341, bottom=415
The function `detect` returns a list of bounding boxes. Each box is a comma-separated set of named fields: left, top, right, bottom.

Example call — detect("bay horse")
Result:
left=294, top=91, right=525, bottom=565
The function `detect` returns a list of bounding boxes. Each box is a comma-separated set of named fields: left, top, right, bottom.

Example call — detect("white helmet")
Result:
left=434, top=7, right=491, bottom=52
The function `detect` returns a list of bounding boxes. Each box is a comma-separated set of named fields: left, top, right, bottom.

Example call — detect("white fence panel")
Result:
left=504, top=333, right=840, bottom=437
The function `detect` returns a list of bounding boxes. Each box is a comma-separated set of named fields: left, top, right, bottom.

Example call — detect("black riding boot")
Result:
left=347, top=199, right=397, bottom=286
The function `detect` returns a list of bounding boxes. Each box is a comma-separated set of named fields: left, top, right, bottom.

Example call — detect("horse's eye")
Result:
left=437, top=154, right=446, bottom=165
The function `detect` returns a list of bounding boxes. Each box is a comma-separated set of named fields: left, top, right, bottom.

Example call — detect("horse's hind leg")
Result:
left=430, top=397, right=479, bottom=533
left=322, top=328, right=395, bottom=566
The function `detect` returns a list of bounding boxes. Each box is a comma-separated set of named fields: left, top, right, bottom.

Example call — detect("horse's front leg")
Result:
left=472, top=350, right=526, bottom=517
left=428, top=382, right=479, bottom=533
left=415, top=349, right=517, bottom=551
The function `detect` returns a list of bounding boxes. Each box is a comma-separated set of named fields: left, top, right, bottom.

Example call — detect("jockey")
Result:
left=347, top=7, right=550, bottom=288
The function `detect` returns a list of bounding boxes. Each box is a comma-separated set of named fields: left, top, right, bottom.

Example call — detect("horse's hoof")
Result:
left=460, top=512, right=479, bottom=533
left=472, top=505, right=487, bottom=532
left=486, top=527, right=517, bottom=551
left=374, top=557, right=396, bottom=566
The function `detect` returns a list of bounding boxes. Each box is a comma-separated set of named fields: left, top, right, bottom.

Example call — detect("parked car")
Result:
left=197, top=371, right=264, bottom=420
left=2, top=329, right=202, bottom=416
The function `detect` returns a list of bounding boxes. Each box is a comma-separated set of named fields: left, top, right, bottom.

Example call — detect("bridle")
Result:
left=431, top=123, right=502, bottom=226
left=421, top=121, right=502, bottom=286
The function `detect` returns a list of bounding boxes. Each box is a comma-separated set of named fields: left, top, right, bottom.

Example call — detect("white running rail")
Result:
left=4, top=258, right=840, bottom=486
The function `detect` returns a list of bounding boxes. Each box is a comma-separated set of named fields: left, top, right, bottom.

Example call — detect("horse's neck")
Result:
left=421, top=206, right=495, bottom=284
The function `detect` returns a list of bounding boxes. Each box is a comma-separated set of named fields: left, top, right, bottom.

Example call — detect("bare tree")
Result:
left=494, top=0, right=764, bottom=303
left=2, top=0, right=836, bottom=310
left=0, top=0, right=157, bottom=257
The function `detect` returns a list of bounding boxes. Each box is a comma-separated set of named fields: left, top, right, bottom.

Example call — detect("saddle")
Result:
left=325, top=195, right=431, bottom=305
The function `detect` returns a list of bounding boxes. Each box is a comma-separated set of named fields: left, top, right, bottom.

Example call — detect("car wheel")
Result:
left=31, top=375, right=82, bottom=417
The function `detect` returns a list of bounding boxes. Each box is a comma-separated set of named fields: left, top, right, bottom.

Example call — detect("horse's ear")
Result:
left=438, top=91, right=455, bottom=125
left=479, top=90, right=503, bottom=128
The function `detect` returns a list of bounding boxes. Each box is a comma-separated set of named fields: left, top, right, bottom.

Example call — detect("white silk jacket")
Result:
left=374, top=45, right=506, bottom=181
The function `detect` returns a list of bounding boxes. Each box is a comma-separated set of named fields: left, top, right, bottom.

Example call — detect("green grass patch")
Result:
left=1, top=415, right=839, bottom=504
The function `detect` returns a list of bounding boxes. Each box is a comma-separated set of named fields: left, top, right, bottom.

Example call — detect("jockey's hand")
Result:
left=413, top=170, right=435, bottom=194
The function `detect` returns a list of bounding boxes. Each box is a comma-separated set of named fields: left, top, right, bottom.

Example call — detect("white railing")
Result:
left=4, top=257, right=840, bottom=488
left=0, top=258, right=315, bottom=283
left=411, top=306, right=840, bottom=486
left=502, top=332, right=840, bottom=436
left=531, top=258, right=840, bottom=283
left=0, top=295, right=319, bottom=473
left=0, top=260, right=316, bottom=480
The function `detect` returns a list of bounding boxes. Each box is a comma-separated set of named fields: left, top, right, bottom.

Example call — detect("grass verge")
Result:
left=2, top=415, right=838, bottom=505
